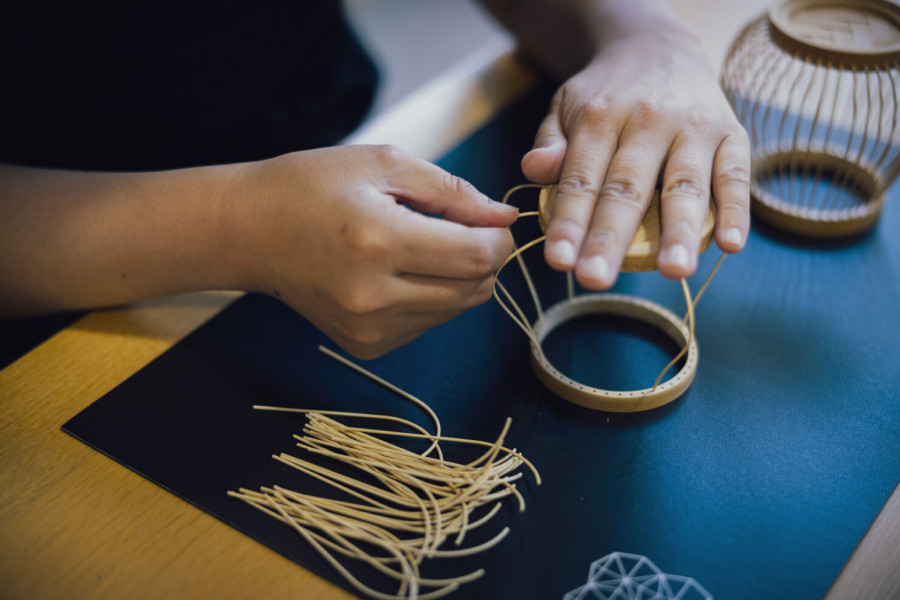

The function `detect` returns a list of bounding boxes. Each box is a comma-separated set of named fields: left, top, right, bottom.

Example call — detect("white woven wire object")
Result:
left=721, top=0, right=900, bottom=237
left=562, top=552, right=713, bottom=600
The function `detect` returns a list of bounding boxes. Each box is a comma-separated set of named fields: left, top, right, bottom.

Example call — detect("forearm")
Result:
left=478, top=0, right=696, bottom=79
left=0, top=163, right=247, bottom=316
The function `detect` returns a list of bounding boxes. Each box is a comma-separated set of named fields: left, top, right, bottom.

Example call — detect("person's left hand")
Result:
left=521, top=27, right=751, bottom=289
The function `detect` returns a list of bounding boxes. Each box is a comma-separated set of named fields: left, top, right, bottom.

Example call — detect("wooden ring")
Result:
left=529, top=293, right=698, bottom=412
left=749, top=151, right=885, bottom=237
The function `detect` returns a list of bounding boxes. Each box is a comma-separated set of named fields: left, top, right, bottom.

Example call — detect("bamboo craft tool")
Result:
left=721, top=0, right=900, bottom=236
left=495, top=184, right=724, bottom=413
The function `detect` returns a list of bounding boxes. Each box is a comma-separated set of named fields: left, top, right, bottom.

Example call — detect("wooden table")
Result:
left=2, top=2, right=898, bottom=598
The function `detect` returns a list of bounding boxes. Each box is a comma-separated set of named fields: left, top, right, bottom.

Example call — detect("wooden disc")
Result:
left=768, top=0, right=900, bottom=63
left=537, top=184, right=717, bottom=272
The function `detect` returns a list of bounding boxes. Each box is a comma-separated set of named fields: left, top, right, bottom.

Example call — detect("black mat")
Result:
left=64, top=84, right=900, bottom=599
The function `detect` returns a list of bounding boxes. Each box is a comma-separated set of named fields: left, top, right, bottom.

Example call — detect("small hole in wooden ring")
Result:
left=529, top=293, right=698, bottom=413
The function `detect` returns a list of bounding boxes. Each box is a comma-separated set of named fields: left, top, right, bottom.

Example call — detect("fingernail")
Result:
left=664, top=244, right=690, bottom=271
left=723, top=227, right=743, bottom=247
left=491, top=199, right=519, bottom=213
left=581, top=255, right=610, bottom=282
left=533, top=138, right=560, bottom=151
left=547, top=240, right=577, bottom=267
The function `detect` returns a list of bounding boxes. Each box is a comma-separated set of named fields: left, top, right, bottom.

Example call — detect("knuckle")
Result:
left=726, top=124, right=751, bottom=145
left=444, top=172, right=476, bottom=197
left=342, top=221, right=391, bottom=261
left=466, top=244, right=495, bottom=274
left=372, top=143, right=406, bottom=167
left=718, top=130, right=751, bottom=159
left=337, top=286, right=383, bottom=317
left=685, top=106, right=735, bottom=133
left=681, top=109, right=705, bottom=130
left=458, top=273, right=498, bottom=308
left=472, top=277, right=496, bottom=305
left=714, top=163, right=751, bottom=190
left=578, top=99, right=613, bottom=126
left=598, top=179, right=645, bottom=211
left=630, top=100, right=662, bottom=128
left=683, top=113, right=716, bottom=140
left=557, top=173, right=601, bottom=199
left=663, top=173, right=707, bottom=199
left=496, top=228, right=515, bottom=257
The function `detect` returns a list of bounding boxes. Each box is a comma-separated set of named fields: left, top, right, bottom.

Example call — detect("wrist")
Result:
left=197, top=161, right=269, bottom=295
left=102, top=163, right=257, bottom=301
left=212, top=152, right=318, bottom=300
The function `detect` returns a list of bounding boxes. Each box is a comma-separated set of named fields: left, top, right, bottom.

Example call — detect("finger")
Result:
left=380, top=147, right=518, bottom=227
left=393, top=211, right=514, bottom=280
left=574, top=132, right=670, bottom=289
left=542, top=113, right=619, bottom=273
left=656, top=135, right=715, bottom=279
left=521, top=95, right=568, bottom=184
left=711, top=131, right=751, bottom=253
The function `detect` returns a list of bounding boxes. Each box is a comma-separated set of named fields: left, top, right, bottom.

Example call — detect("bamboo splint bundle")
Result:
left=229, top=346, right=541, bottom=600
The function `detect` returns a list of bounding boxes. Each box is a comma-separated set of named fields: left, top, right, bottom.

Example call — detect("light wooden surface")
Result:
left=1, top=2, right=898, bottom=599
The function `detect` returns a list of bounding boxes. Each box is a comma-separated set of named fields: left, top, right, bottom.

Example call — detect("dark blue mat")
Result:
left=64, top=84, right=900, bottom=599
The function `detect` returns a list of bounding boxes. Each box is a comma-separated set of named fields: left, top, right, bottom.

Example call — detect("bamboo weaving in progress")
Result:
left=229, top=182, right=723, bottom=595
left=495, top=183, right=725, bottom=412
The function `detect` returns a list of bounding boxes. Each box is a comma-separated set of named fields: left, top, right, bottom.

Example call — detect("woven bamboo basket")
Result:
left=721, top=0, right=900, bottom=236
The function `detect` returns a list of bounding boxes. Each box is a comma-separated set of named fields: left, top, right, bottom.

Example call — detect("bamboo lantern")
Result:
left=721, top=0, right=900, bottom=237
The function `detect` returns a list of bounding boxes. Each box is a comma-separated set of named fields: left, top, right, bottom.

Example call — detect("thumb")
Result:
left=521, top=102, right=567, bottom=183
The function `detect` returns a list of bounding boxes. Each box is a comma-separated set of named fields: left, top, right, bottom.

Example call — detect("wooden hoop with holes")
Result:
left=529, top=293, right=698, bottom=413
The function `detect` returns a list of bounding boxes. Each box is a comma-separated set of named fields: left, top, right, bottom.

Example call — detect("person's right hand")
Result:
left=228, top=145, right=518, bottom=359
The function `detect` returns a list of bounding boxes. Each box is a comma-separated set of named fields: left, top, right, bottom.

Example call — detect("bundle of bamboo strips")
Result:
left=229, top=348, right=540, bottom=600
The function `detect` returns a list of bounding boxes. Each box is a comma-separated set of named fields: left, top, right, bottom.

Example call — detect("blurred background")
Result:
left=344, top=0, right=510, bottom=117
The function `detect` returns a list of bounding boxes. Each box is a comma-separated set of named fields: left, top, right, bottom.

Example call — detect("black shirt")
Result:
left=0, top=1, right=378, bottom=367
left=0, top=0, right=378, bottom=171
